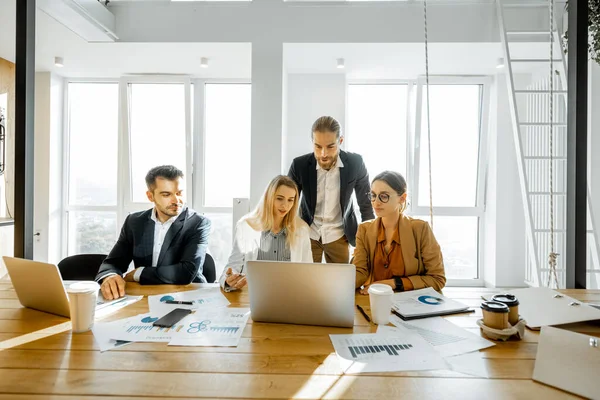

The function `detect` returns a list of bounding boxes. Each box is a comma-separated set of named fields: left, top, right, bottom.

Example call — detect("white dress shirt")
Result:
left=309, top=155, right=345, bottom=244
left=133, top=209, right=179, bottom=282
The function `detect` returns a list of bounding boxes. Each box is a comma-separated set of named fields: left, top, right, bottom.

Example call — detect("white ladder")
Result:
left=496, top=0, right=600, bottom=288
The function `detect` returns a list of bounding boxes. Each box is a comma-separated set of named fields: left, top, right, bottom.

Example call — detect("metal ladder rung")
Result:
left=506, top=31, right=555, bottom=35
left=524, top=156, right=567, bottom=160
left=511, top=59, right=563, bottom=63
left=515, top=90, right=567, bottom=94
left=533, top=229, right=594, bottom=233
left=529, top=191, right=567, bottom=195
left=520, top=122, right=567, bottom=126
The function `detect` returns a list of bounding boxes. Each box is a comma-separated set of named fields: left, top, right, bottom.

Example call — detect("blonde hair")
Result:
left=245, top=175, right=300, bottom=247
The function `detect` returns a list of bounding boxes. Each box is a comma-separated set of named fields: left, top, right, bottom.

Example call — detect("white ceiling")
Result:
left=0, top=0, right=559, bottom=79
left=0, top=1, right=251, bottom=78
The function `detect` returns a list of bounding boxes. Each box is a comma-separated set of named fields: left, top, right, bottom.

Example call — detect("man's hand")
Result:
left=124, top=268, right=138, bottom=283
left=100, top=275, right=126, bottom=300
left=225, top=267, right=247, bottom=290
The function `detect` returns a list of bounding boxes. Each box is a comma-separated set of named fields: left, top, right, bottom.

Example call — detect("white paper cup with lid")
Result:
left=67, top=281, right=100, bottom=333
left=368, top=283, right=394, bottom=325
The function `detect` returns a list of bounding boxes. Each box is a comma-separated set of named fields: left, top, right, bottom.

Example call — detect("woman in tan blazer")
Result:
left=353, top=171, right=446, bottom=294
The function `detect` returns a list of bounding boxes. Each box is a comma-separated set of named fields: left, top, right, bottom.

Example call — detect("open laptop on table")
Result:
left=245, top=260, right=355, bottom=328
left=2, top=256, right=135, bottom=318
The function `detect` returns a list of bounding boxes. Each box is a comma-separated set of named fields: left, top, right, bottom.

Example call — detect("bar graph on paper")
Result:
left=344, top=337, right=416, bottom=360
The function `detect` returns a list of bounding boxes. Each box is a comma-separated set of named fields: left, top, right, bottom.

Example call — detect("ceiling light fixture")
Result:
left=54, top=57, right=64, bottom=68
left=200, top=57, right=209, bottom=68
left=496, top=57, right=505, bottom=69
left=336, top=58, right=345, bottom=69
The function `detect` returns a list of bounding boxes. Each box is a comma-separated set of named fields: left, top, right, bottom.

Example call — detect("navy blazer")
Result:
left=288, top=150, right=375, bottom=247
left=95, top=207, right=211, bottom=285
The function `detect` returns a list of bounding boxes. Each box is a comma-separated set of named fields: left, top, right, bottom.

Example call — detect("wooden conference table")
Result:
left=0, top=279, right=599, bottom=399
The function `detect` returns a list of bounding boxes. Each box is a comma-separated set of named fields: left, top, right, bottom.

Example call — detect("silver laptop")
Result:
left=245, top=261, right=355, bottom=328
left=2, top=256, right=123, bottom=318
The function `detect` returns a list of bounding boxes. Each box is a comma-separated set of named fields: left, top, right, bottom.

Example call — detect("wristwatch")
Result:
left=393, top=276, right=404, bottom=292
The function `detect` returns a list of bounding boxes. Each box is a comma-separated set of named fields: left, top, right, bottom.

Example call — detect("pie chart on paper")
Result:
left=159, top=295, right=175, bottom=303
left=417, top=295, right=445, bottom=305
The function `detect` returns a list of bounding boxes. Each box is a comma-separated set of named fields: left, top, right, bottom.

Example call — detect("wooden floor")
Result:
left=0, top=280, right=598, bottom=399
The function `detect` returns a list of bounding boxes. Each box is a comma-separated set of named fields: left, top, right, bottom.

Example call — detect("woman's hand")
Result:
left=359, top=279, right=395, bottom=295
left=225, top=267, right=247, bottom=290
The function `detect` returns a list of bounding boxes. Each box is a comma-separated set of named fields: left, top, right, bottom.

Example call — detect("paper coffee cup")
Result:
left=491, top=294, right=520, bottom=326
left=480, top=301, right=509, bottom=330
left=368, top=283, right=394, bottom=325
left=67, top=281, right=100, bottom=333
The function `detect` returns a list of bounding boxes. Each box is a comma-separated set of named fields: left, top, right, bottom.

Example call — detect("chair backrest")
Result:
left=57, top=254, right=107, bottom=281
left=203, top=253, right=216, bottom=283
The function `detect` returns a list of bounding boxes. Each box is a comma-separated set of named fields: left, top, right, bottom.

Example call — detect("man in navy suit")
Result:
left=96, top=165, right=211, bottom=300
left=288, top=116, right=374, bottom=264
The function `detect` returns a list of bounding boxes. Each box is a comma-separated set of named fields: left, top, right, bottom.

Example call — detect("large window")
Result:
left=347, top=79, right=488, bottom=282
left=65, top=82, right=119, bottom=255
left=203, top=84, right=251, bottom=207
left=129, top=84, right=187, bottom=203
left=65, top=80, right=250, bottom=281
left=194, top=82, right=251, bottom=278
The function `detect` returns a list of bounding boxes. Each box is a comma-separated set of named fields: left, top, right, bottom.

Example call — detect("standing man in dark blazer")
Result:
left=96, top=165, right=211, bottom=300
left=288, top=116, right=374, bottom=264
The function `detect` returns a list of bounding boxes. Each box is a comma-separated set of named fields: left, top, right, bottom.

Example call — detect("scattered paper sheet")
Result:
left=388, top=315, right=494, bottom=357
left=95, top=295, right=143, bottom=319
left=107, top=312, right=186, bottom=342
left=329, top=331, right=448, bottom=373
left=148, top=287, right=230, bottom=316
left=445, top=352, right=489, bottom=378
left=168, top=308, right=251, bottom=347
left=92, top=316, right=136, bottom=352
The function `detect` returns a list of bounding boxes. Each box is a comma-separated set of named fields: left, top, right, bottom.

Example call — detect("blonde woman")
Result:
left=353, top=171, right=446, bottom=294
left=219, top=175, right=313, bottom=292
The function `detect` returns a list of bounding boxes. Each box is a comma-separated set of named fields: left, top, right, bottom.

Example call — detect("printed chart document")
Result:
left=95, top=295, right=143, bottom=319
left=169, top=308, right=251, bottom=347
left=329, top=331, right=447, bottom=373
left=108, top=312, right=187, bottom=342
left=148, top=287, right=230, bottom=316
left=392, top=287, right=471, bottom=320
left=388, top=315, right=494, bottom=357
left=92, top=316, right=137, bottom=352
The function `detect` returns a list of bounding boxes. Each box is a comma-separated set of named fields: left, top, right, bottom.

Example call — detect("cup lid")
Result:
left=66, top=281, right=100, bottom=294
left=491, top=293, right=519, bottom=306
left=368, top=283, right=394, bottom=296
left=480, top=301, right=509, bottom=313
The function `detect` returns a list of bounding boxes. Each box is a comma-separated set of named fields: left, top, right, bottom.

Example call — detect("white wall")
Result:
left=486, top=73, right=527, bottom=287
left=33, top=72, right=63, bottom=263
left=284, top=74, right=346, bottom=170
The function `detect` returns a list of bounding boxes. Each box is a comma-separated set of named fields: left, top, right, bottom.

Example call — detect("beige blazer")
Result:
left=352, top=214, right=446, bottom=291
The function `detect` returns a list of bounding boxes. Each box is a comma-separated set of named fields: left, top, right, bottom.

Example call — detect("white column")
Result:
left=250, top=41, right=283, bottom=206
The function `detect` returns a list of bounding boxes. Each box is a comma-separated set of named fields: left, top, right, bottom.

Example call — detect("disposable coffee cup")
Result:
left=368, top=283, right=394, bottom=325
left=491, top=293, right=520, bottom=326
left=67, top=281, right=100, bottom=333
left=480, top=301, right=509, bottom=330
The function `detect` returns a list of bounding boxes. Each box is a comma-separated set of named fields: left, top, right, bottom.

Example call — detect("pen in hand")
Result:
left=356, top=304, right=372, bottom=323
left=165, top=300, right=194, bottom=305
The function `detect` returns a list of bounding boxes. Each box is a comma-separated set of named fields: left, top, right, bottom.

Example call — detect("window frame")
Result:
left=62, top=78, right=120, bottom=257
left=345, top=76, right=491, bottom=286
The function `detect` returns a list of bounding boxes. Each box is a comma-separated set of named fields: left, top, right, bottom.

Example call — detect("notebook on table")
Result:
left=391, top=287, right=472, bottom=320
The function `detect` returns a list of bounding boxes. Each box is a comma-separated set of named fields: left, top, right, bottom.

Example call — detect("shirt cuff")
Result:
left=96, top=272, right=117, bottom=283
left=133, top=267, right=144, bottom=282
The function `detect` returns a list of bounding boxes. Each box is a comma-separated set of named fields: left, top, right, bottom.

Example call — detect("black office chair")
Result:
left=57, top=254, right=107, bottom=281
left=202, top=253, right=217, bottom=283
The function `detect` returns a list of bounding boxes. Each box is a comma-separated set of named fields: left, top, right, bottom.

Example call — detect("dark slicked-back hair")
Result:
left=145, top=165, right=184, bottom=192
